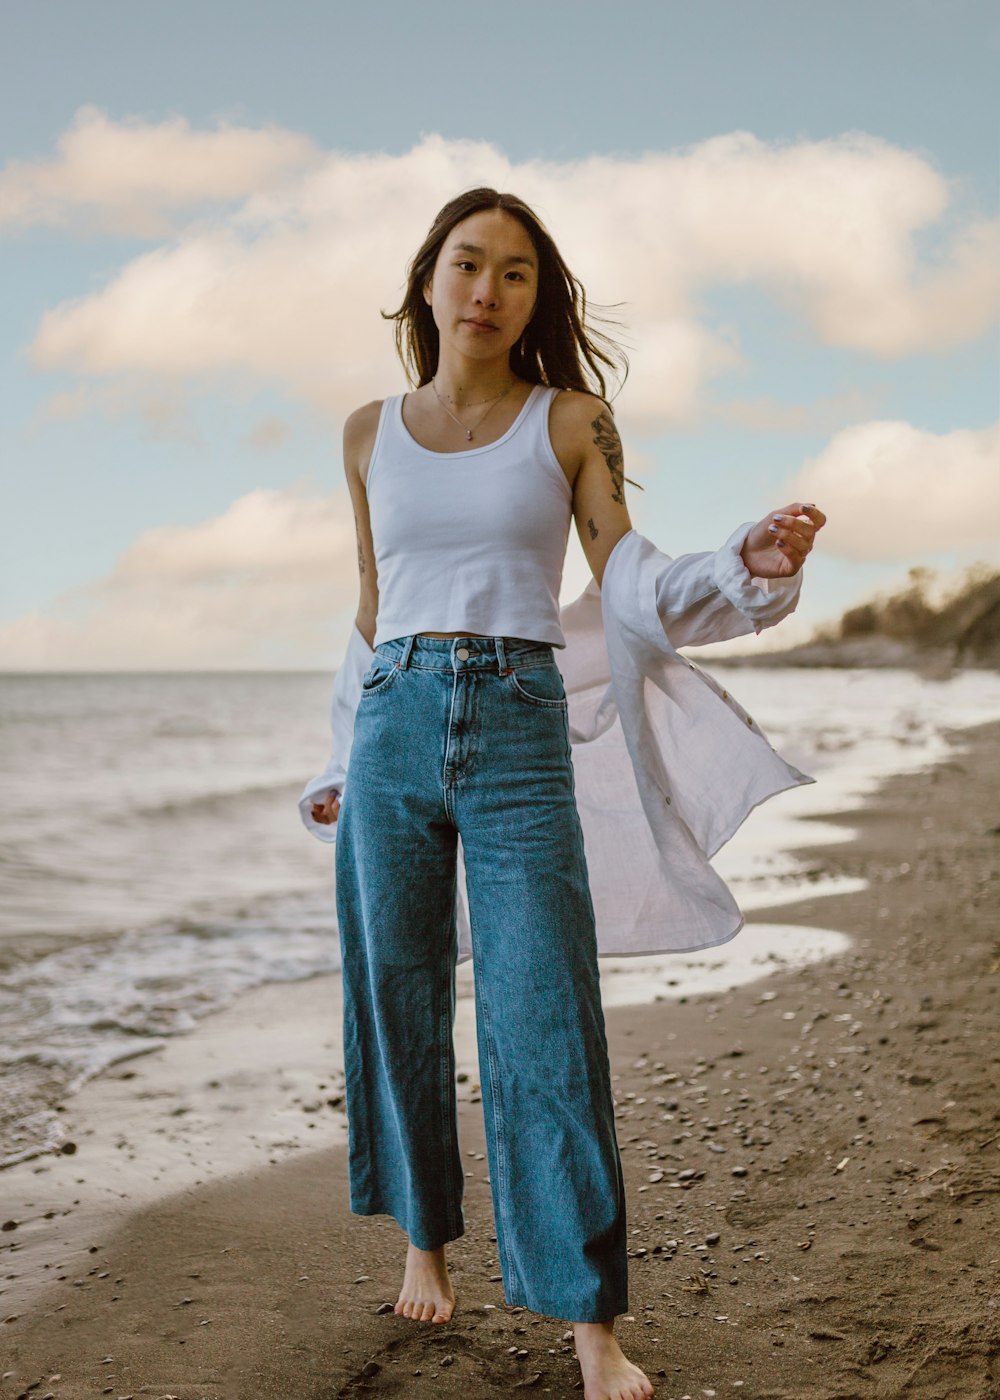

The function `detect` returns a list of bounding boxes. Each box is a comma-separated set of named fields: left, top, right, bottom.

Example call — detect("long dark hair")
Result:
left=384, top=187, right=628, bottom=401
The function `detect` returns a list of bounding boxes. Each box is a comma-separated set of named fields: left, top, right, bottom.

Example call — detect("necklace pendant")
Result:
left=465, top=429, right=473, bottom=440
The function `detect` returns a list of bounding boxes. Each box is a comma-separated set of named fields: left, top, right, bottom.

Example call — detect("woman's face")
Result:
left=423, top=209, right=538, bottom=365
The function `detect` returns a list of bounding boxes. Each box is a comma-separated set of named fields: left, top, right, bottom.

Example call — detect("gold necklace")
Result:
left=432, top=377, right=517, bottom=441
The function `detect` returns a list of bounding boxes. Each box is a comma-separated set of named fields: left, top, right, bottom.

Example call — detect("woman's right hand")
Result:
left=310, top=789, right=342, bottom=825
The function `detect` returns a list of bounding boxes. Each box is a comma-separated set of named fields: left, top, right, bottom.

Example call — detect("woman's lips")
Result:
left=464, top=319, right=499, bottom=332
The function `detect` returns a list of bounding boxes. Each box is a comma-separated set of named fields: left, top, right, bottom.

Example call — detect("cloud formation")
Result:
left=12, top=116, right=998, bottom=434
left=0, top=487, right=358, bottom=670
left=788, top=420, right=1000, bottom=560
left=0, top=105, right=322, bottom=237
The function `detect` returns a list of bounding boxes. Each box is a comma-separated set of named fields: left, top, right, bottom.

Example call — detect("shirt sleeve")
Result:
left=297, top=622, right=374, bottom=842
left=650, top=520, right=803, bottom=648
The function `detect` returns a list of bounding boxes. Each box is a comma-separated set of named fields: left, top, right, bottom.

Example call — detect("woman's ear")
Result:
left=422, top=279, right=433, bottom=306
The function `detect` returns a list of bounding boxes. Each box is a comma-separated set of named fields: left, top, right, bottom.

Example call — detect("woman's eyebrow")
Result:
left=453, top=241, right=536, bottom=269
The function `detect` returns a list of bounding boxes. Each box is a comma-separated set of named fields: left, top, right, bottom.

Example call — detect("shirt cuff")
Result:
left=712, top=520, right=803, bottom=633
left=297, top=774, right=342, bottom=842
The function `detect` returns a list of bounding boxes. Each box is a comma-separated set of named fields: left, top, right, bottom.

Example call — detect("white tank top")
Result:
left=366, top=384, right=573, bottom=648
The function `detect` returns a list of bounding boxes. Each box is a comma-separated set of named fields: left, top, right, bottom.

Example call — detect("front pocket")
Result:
left=506, top=664, right=568, bottom=709
left=359, top=658, right=400, bottom=697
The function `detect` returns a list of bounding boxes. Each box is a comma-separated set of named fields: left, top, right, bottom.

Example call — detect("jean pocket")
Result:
left=360, top=657, right=400, bottom=697
left=506, top=662, right=568, bottom=709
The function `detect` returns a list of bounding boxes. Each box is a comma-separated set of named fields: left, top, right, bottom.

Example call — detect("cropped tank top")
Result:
left=366, top=384, right=573, bottom=648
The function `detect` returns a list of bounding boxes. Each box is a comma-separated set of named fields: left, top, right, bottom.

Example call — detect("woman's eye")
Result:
left=506, top=271, right=525, bottom=281
left=456, top=261, right=476, bottom=272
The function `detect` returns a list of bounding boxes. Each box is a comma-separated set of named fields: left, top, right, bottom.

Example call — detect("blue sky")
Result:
left=1, top=0, right=997, bottom=668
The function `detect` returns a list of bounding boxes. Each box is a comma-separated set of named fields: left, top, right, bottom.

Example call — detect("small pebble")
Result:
left=376, top=1301, right=395, bottom=1315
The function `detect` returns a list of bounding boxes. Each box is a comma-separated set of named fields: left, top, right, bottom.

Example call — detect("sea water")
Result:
left=2, top=664, right=999, bottom=1166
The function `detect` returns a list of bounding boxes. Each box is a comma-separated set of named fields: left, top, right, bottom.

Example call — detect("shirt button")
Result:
left=456, top=647, right=470, bottom=660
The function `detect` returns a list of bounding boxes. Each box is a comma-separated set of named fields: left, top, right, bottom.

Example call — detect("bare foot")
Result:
left=573, top=1320, right=654, bottom=1400
left=393, top=1240, right=456, bottom=1323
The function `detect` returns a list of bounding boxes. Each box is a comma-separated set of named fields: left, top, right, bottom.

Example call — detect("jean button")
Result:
left=456, top=647, right=471, bottom=660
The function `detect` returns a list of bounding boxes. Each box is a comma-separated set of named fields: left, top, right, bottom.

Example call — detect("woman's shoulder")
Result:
left=342, top=398, right=393, bottom=487
left=344, top=398, right=388, bottom=443
left=547, top=387, right=615, bottom=461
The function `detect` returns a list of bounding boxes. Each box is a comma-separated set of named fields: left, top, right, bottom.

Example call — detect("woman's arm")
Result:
left=550, top=390, right=634, bottom=586
left=344, top=400, right=383, bottom=648
left=308, top=401, right=383, bottom=829
left=552, top=390, right=824, bottom=643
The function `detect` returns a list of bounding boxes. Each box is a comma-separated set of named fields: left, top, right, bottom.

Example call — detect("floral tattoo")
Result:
left=591, top=411, right=625, bottom=504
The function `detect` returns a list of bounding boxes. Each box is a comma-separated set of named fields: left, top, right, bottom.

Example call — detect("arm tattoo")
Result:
left=586, top=516, right=599, bottom=540
left=591, top=411, right=625, bottom=504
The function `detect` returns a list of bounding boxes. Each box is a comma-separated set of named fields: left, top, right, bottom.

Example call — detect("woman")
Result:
left=307, top=187, right=824, bottom=1400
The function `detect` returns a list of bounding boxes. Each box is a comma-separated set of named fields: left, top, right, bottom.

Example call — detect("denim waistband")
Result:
left=374, top=634, right=555, bottom=673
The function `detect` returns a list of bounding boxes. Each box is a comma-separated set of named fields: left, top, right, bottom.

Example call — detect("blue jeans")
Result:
left=335, top=633, right=628, bottom=1322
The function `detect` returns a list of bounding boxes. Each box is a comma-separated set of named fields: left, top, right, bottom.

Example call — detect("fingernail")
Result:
left=773, top=514, right=785, bottom=521
left=768, top=523, right=779, bottom=533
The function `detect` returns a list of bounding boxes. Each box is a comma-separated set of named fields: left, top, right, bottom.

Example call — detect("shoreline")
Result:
left=0, top=927, right=853, bottom=1317
left=3, top=719, right=999, bottom=1398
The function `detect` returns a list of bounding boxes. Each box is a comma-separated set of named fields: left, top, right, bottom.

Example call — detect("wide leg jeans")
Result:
left=335, top=632, right=628, bottom=1322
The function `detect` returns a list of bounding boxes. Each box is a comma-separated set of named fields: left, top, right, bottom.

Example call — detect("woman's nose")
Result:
left=474, top=277, right=499, bottom=308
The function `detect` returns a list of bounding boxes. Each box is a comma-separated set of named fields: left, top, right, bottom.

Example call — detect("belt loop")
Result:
left=495, top=636, right=508, bottom=675
left=399, top=635, right=417, bottom=670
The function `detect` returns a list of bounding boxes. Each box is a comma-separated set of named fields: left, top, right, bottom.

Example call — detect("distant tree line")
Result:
left=836, top=565, right=1000, bottom=664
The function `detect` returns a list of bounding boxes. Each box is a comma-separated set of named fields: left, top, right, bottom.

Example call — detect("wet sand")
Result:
left=2, top=719, right=998, bottom=1400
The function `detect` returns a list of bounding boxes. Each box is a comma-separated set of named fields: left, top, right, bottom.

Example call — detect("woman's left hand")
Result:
left=740, top=502, right=826, bottom=579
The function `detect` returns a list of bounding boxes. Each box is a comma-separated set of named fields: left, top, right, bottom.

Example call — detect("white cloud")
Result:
left=788, top=420, right=1000, bottom=560
left=0, top=487, right=359, bottom=670
left=0, top=105, right=322, bottom=237
left=16, top=121, right=998, bottom=434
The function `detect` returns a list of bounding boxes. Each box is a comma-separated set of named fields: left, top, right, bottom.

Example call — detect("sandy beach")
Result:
left=3, top=718, right=999, bottom=1400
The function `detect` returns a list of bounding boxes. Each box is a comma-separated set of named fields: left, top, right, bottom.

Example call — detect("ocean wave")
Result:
left=126, top=779, right=301, bottom=821
left=0, top=892, right=340, bottom=1169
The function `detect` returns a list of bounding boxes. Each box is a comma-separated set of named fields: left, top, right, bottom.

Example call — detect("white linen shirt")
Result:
left=298, top=520, right=815, bottom=960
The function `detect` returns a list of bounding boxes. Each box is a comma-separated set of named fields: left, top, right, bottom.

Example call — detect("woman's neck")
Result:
left=430, top=353, right=520, bottom=408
